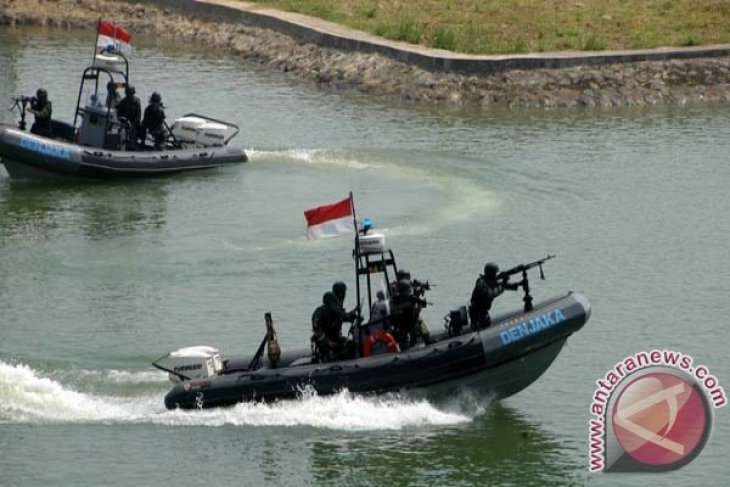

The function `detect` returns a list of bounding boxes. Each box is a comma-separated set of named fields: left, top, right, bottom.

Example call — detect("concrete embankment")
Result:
left=2, top=0, right=730, bottom=107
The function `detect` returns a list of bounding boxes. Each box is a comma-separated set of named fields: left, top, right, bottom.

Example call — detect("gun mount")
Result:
left=9, top=96, right=35, bottom=131
left=498, top=255, right=556, bottom=312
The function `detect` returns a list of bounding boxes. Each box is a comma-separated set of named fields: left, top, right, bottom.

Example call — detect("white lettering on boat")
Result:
left=20, top=137, right=72, bottom=161
left=500, top=308, right=566, bottom=345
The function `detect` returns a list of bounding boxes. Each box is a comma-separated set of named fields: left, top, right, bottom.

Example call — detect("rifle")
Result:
left=497, top=254, right=556, bottom=312
left=9, top=95, right=36, bottom=106
left=411, top=279, right=434, bottom=297
left=8, top=95, right=35, bottom=131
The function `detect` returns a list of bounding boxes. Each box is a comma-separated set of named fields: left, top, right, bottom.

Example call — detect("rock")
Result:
left=2, top=0, right=730, bottom=107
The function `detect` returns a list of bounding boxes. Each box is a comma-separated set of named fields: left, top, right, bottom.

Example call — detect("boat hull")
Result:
left=164, top=292, right=591, bottom=409
left=0, top=125, right=247, bottom=180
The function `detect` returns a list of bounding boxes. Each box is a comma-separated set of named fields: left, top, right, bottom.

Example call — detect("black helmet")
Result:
left=397, top=279, right=412, bottom=296
left=323, top=291, right=338, bottom=306
left=36, top=88, right=48, bottom=100
left=125, top=85, right=136, bottom=96
left=107, top=81, right=116, bottom=92
left=332, top=281, right=347, bottom=302
left=483, top=262, right=499, bottom=280
left=396, top=269, right=411, bottom=282
left=150, top=92, right=162, bottom=103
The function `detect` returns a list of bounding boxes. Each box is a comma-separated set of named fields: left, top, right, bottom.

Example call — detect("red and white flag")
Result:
left=96, top=20, right=132, bottom=55
left=304, top=196, right=355, bottom=239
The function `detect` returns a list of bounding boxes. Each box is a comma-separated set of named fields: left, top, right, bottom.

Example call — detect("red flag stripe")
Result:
left=304, top=197, right=352, bottom=226
left=99, top=20, right=132, bottom=44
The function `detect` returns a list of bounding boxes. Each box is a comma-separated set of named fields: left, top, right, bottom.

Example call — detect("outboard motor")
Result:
left=171, top=116, right=206, bottom=143
left=167, top=346, right=223, bottom=383
left=170, top=116, right=232, bottom=147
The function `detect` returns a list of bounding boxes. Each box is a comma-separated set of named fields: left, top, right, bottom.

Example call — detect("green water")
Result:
left=1, top=26, right=728, bottom=486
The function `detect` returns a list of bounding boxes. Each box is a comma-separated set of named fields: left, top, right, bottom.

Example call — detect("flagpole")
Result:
left=349, top=192, right=363, bottom=355
left=91, top=18, right=101, bottom=67
left=350, top=191, right=361, bottom=302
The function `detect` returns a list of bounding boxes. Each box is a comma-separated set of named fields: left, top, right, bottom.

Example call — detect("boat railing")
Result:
left=73, top=61, right=129, bottom=131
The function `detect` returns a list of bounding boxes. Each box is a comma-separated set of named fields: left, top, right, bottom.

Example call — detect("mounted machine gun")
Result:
left=497, top=254, right=556, bottom=312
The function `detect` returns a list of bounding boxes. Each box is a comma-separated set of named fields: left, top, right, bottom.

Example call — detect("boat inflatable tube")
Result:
left=161, top=292, right=591, bottom=410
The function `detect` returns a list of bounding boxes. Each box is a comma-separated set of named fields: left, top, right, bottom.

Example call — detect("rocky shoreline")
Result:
left=2, top=0, right=730, bottom=107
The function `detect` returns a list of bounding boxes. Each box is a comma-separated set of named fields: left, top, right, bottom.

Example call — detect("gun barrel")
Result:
left=497, top=254, right=556, bottom=281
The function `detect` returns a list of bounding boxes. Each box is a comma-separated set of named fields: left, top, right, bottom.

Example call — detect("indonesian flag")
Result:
left=96, top=20, right=132, bottom=55
left=304, top=196, right=355, bottom=239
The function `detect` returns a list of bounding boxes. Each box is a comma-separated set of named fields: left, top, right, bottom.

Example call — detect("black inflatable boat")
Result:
left=155, top=233, right=591, bottom=410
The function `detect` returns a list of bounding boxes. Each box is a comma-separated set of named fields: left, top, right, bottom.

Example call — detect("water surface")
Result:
left=1, top=26, right=729, bottom=486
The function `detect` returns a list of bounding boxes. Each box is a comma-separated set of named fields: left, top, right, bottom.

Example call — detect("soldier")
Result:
left=28, top=88, right=52, bottom=137
left=105, top=81, right=121, bottom=109
left=311, top=282, right=358, bottom=362
left=117, top=85, right=142, bottom=149
left=389, top=279, right=429, bottom=350
left=469, top=262, right=519, bottom=330
left=389, top=269, right=411, bottom=297
left=142, top=92, right=166, bottom=149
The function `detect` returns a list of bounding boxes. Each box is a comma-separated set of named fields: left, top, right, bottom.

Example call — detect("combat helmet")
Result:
left=483, top=262, right=499, bottom=281
left=332, top=281, right=347, bottom=302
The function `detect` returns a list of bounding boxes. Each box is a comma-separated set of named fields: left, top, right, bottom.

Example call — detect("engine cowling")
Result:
left=168, top=346, right=223, bottom=383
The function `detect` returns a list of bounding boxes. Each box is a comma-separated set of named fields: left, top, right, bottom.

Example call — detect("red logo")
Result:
left=611, top=371, right=709, bottom=468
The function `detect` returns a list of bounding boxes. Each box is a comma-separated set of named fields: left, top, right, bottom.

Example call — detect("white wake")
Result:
left=0, top=361, right=476, bottom=430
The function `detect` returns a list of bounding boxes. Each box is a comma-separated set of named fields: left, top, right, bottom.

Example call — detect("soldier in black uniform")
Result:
left=117, top=85, right=142, bottom=149
left=388, top=269, right=411, bottom=298
left=142, top=92, right=166, bottom=149
left=311, top=282, right=358, bottom=362
left=389, top=279, right=429, bottom=350
left=28, top=88, right=52, bottom=137
left=469, top=262, right=519, bottom=330
left=105, top=81, right=121, bottom=109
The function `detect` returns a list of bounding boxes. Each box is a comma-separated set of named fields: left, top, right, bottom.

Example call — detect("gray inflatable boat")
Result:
left=1, top=53, right=246, bottom=180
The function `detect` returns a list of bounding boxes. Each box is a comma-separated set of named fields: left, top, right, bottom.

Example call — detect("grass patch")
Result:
left=354, top=4, right=377, bottom=19
left=680, top=32, right=704, bottom=47
left=462, top=21, right=491, bottom=54
left=290, top=1, right=343, bottom=23
left=582, top=34, right=607, bottom=51
left=246, top=1, right=730, bottom=55
left=431, top=27, right=457, bottom=51
left=375, top=19, right=423, bottom=44
left=632, top=29, right=661, bottom=49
